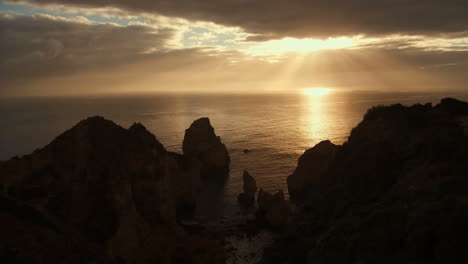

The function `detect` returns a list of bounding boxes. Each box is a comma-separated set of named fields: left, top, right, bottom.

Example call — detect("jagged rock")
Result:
left=237, top=170, right=257, bottom=207
left=436, top=98, right=468, bottom=136
left=257, top=189, right=282, bottom=212
left=256, top=189, right=291, bottom=228
left=0, top=116, right=224, bottom=264
left=243, top=170, right=257, bottom=197
left=436, top=97, right=468, bottom=115
left=287, top=140, right=338, bottom=200
left=265, top=98, right=468, bottom=264
left=182, top=118, right=230, bottom=177
left=1, top=117, right=174, bottom=262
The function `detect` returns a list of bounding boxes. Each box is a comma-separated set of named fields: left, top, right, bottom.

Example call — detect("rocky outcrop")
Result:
left=182, top=118, right=230, bottom=177
left=287, top=140, right=338, bottom=200
left=243, top=171, right=258, bottom=197
left=237, top=170, right=257, bottom=207
left=168, top=152, right=202, bottom=219
left=264, top=98, right=468, bottom=264
left=256, top=189, right=291, bottom=228
left=0, top=116, right=224, bottom=264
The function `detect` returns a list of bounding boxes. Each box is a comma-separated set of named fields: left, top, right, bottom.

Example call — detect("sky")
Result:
left=1, top=0, right=468, bottom=96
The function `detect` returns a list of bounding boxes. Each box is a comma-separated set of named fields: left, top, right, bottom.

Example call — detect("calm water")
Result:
left=1, top=92, right=467, bottom=218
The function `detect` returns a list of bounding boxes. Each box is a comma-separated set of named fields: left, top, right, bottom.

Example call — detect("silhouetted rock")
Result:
left=237, top=170, right=257, bottom=207
left=168, top=152, right=202, bottom=219
left=287, top=140, right=338, bottom=200
left=0, top=116, right=224, bottom=264
left=237, top=193, right=254, bottom=207
left=437, top=98, right=468, bottom=136
left=0, top=194, right=114, bottom=263
left=264, top=98, right=468, bottom=264
left=243, top=149, right=250, bottom=153
left=436, top=97, right=468, bottom=116
left=243, top=170, right=257, bottom=197
left=256, top=189, right=291, bottom=228
left=183, top=118, right=230, bottom=177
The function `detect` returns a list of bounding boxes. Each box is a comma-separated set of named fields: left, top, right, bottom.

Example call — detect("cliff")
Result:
left=264, top=98, right=468, bottom=264
left=0, top=116, right=225, bottom=263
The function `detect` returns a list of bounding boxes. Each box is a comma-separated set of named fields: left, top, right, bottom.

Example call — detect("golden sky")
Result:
left=1, top=0, right=468, bottom=96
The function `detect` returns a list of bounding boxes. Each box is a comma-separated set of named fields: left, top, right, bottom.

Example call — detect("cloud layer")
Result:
left=0, top=13, right=174, bottom=79
left=1, top=1, right=467, bottom=96
left=6, top=0, right=468, bottom=38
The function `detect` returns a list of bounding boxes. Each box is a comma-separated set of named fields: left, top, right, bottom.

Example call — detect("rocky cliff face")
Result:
left=287, top=140, right=339, bottom=200
left=0, top=116, right=225, bottom=263
left=183, top=118, right=230, bottom=177
left=167, top=152, right=202, bottom=218
left=264, top=98, right=468, bottom=264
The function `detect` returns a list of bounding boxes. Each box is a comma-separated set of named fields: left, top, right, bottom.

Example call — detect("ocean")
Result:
left=1, top=91, right=467, bottom=219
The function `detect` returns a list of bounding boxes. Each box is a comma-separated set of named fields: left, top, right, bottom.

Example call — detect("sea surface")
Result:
left=1, top=91, right=467, bottom=219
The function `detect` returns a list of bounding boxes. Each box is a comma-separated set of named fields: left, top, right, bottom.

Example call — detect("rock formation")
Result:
left=237, top=170, right=257, bottom=207
left=167, top=152, right=202, bottom=219
left=263, top=98, right=468, bottom=264
left=0, top=116, right=224, bottom=264
left=182, top=118, right=230, bottom=177
left=287, top=140, right=338, bottom=200
left=256, top=189, right=291, bottom=228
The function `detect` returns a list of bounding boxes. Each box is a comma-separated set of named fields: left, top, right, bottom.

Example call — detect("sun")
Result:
left=303, top=88, right=331, bottom=96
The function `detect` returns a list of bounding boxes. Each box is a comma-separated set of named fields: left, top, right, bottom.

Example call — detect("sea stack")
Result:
left=237, top=170, right=257, bottom=207
left=182, top=118, right=230, bottom=177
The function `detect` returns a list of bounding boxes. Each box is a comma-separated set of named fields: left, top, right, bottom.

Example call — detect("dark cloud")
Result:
left=0, top=12, right=249, bottom=95
left=6, top=0, right=468, bottom=38
left=0, top=13, right=174, bottom=79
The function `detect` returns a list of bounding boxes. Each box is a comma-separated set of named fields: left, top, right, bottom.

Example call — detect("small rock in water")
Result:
left=243, top=170, right=257, bottom=197
left=243, top=149, right=250, bottom=153
left=257, top=189, right=291, bottom=228
left=238, top=170, right=257, bottom=207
